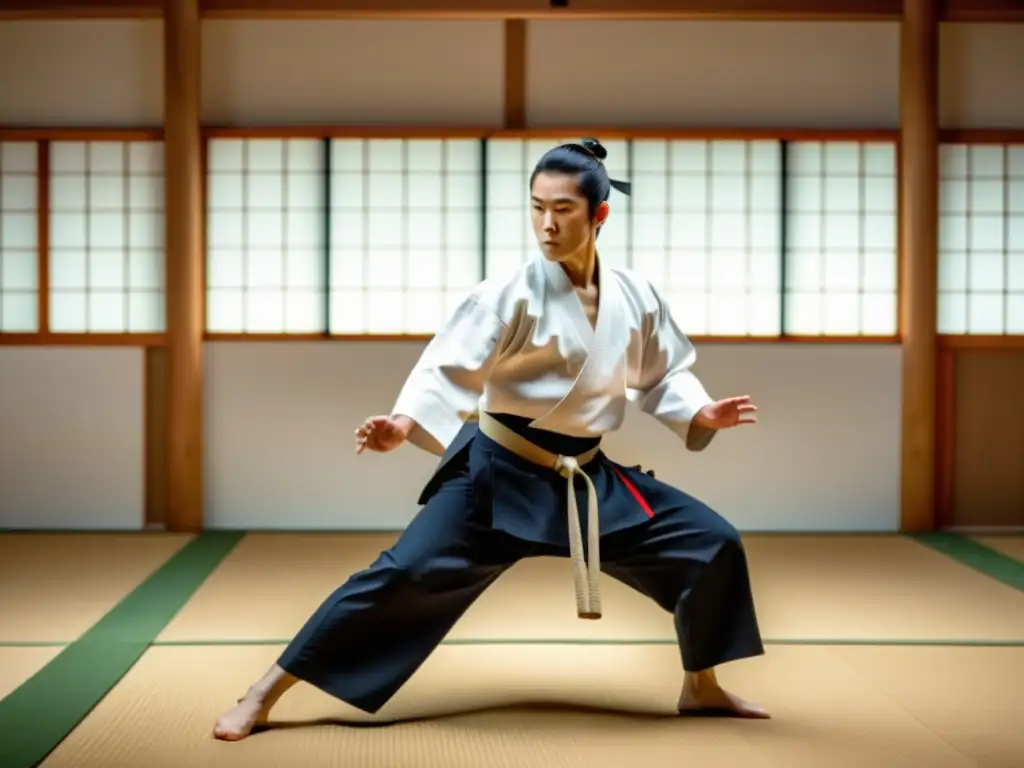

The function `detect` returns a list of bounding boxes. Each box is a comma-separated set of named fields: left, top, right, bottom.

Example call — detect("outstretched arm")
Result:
left=629, top=289, right=716, bottom=451
left=630, top=287, right=756, bottom=451
left=389, top=292, right=506, bottom=454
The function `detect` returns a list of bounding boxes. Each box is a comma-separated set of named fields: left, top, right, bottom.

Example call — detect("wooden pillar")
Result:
left=899, top=0, right=939, bottom=532
left=504, top=20, right=527, bottom=130
left=164, top=0, right=204, bottom=532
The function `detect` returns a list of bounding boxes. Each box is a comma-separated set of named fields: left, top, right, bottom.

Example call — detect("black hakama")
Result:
left=277, top=414, right=764, bottom=715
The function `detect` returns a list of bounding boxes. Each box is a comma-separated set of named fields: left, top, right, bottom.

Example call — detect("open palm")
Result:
left=694, top=395, right=758, bottom=430
left=354, top=415, right=407, bottom=454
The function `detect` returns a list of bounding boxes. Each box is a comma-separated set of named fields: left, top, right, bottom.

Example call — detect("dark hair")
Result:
left=529, top=137, right=611, bottom=218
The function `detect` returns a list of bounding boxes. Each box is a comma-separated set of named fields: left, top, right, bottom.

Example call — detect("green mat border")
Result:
left=0, top=530, right=1021, bottom=768
left=0, top=532, right=245, bottom=768
left=911, top=532, right=1024, bottom=592
left=3, top=637, right=1023, bottom=649
left=4, top=637, right=1023, bottom=649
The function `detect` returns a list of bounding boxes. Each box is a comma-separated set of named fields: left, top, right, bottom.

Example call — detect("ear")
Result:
left=593, top=200, right=610, bottom=228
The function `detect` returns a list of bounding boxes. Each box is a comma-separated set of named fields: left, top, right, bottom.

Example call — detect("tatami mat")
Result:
left=746, top=535, right=1024, bottom=640
left=972, top=535, right=1024, bottom=563
left=42, top=643, right=1021, bottom=768
left=834, top=645, right=1024, bottom=768
left=157, top=533, right=1024, bottom=643
left=0, top=647, right=63, bottom=701
left=0, top=533, right=193, bottom=642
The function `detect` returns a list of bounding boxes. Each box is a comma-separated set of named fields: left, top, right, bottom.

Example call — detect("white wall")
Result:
left=0, top=20, right=163, bottom=126
left=203, top=342, right=902, bottom=532
left=201, top=20, right=505, bottom=126
left=0, top=348, right=144, bottom=529
left=0, top=19, right=1022, bottom=531
left=939, top=23, right=1024, bottom=129
left=526, top=21, right=901, bottom=128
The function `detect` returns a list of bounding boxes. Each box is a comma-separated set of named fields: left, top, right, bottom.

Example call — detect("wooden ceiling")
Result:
left=0, top=0, right=1020, bottom=22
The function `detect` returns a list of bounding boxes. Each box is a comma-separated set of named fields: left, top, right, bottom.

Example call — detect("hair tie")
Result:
left=609, top=179, right=632, bottom=196
left=578, top=138, right=632, bottom=197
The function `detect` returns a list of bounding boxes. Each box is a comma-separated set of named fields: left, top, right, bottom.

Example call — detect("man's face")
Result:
left=529, top=172, right=609, bottom=263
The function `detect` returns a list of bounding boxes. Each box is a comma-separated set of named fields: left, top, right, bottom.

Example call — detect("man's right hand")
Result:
left=354, top=415, right=410, bottom=455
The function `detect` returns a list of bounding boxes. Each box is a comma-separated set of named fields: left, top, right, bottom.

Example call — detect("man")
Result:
left=213, top=137, right=768, bottom=741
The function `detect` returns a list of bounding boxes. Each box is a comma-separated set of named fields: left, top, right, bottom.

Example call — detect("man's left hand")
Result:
left=693, top=395, right=758, bottom=430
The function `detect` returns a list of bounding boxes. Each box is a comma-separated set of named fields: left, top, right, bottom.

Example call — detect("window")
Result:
left=0, top=142, right=38, bottom=332
left=783, top=141, right=898, bottom=336
left=329, top=138, right=483, bottom=334
left=206, top=138, right=326, bottom=333
left=632, top=139, right=781, bottom=336
left=199, top=133, right=906, bottom=340
left=938, top=144, right=1024, bottom=334
left=48, top=140, right=165, bottom=333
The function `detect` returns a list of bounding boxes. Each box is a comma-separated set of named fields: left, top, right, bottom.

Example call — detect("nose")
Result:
left=543, top=212, right=557, bottom=232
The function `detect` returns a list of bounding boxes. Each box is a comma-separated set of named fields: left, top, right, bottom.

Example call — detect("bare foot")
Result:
left=213, top=664, right=298, bottom=741
left=213, top=696, right=269, bottom=741
left=677, top=671, right=770, bottom=719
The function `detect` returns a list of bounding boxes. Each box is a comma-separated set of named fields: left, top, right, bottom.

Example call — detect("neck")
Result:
left=559, top=245, right=598, bottom=288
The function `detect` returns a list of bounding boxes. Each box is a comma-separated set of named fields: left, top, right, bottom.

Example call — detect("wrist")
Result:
left=390, top=414, right=415, bottom=439
left=692, top=403, right=714, bottom=429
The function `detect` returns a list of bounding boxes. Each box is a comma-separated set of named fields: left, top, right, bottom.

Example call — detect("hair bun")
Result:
left=579, top=137, right=607, bottom=160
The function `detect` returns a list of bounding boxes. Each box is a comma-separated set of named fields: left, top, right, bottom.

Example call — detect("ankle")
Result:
left=686, top=669, right=719, bottom=692
left=242, top=686, right=268, bottom=705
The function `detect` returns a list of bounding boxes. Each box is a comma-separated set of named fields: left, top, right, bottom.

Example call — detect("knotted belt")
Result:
left=478, top=411, right=603, bottom=620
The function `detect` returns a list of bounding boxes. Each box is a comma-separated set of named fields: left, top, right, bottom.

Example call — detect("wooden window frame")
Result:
left=0, top=128, right=166, bottom=347
left=201, top=126, right=903, bottom=344
left=4, top=126, right=1023, bottom=349
left=932, top=129, right=1024, bottom=530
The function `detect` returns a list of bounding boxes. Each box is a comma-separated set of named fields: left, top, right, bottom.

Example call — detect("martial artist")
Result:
left=214, top=138, right=768, bottom=741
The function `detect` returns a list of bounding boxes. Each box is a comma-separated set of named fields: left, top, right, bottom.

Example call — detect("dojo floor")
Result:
left=2, top=532, right=1023, bottom=767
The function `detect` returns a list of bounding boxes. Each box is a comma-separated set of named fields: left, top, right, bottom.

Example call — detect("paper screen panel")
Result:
left=938, top=144, right=1024, bottom=335
left=206, top=138, right=326, bottom=333
left=329, top=138, right=483, bottom=334
left=0, top=142, right=39, bottom=332
left=48, top=140, right=165, bottom=333
left=783, top=141, right=898, bottom=337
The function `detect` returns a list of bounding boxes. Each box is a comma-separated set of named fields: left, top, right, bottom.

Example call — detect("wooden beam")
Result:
left=899, top=0, right=939, bottom=533
left=200, top=0, right=901, bottom=18
left=935, top=346, right=955, bottom=529
left=164, top=0, right=205, bottom=533
left=942, top=0, right=1024, bottom=22
left=0, top=0, right=900, bottom=19
left=526, top=0, right=901, bottom=18
left=2, top=0, right=1020, bottom=20
left=144, top=347, right=169, bottom=529
left=0, top=0, right=160, bottom=18
left=36, top=143, right=50, bottom=335
left=197, top=127, right=898, bottom=140
left=938, top=335, right=1024, bottom=350
left=504, top=20, right=527, bottom=130
left=940, top=129, right=1024, bottom=144
left=0, top=333, right=166, bottom=346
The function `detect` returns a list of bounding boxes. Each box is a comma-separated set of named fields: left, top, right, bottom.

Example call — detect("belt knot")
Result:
left=554, top=455, right=581, bottom=477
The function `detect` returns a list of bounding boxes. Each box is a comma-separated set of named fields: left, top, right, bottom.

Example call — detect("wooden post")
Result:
left=504, top=20, right=527, bottom=130
left=899, top=0, right=939, bottom=532
left=164, top=0, right=204, bottom=532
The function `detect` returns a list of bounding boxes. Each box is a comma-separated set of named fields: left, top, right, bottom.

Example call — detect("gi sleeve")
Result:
left=629, top=286, right=717, bottom=452
left=391, top=292, right=506, bottom=450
